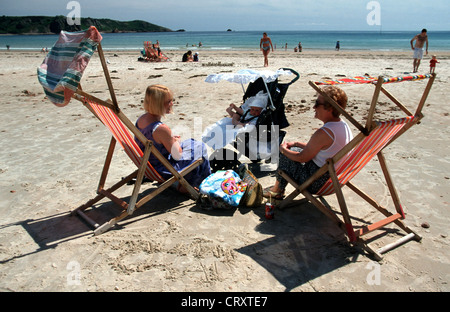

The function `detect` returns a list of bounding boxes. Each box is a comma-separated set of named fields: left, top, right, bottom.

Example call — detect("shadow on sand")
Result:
left=1, top=185, right=192, bottom=265
left=236, top=199, right=362, bottom=291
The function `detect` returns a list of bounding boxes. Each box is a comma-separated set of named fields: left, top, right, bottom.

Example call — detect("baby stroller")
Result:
left=204, top=68, right=299, bottom=172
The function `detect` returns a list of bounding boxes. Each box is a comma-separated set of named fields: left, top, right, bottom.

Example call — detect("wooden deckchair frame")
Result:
left=69, top=43, right=202, bottom=235
left=278, top=74, right=436, bottom=260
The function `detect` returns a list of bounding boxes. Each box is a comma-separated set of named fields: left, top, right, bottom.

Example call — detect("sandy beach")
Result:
left=0, top=48, right=449, bottom=294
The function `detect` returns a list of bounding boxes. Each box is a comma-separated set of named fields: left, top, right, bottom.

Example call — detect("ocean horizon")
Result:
left=1, top=30, right=449, bottom=52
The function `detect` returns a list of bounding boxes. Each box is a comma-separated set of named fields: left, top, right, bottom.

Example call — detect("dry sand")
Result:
left=0, top=48, right=449, bottom=294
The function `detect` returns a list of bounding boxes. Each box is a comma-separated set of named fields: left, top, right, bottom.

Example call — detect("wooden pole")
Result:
left=415, top=73, right=436, bottom=117
left=366, top=76, right=384, bottom=131
left=96, top=43, right=120, bottom=112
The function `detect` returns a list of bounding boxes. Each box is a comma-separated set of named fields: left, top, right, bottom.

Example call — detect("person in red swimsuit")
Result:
left=430, top=55, right=439, bottom=74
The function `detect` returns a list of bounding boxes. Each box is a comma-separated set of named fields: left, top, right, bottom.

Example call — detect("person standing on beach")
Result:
left=260, top=32, right=274, bottom=67
left=410, top=29, right=429, bottom=73
left=335, top=41, right=340, bottom=51
left=430, top=55, right=439, bottom=74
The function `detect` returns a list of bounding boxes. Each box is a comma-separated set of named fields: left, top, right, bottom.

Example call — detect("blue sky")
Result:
left=1, top=0, right=449, bottom=31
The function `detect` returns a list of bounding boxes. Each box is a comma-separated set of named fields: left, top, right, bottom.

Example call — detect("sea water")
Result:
left=1, top=30, right=449, bottom=52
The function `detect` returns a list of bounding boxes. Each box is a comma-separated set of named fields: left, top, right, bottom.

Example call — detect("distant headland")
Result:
left=0, top=16, right=173, bottom=35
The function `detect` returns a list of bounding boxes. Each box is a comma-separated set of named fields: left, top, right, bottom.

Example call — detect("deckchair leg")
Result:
left=278, top=189, right=301, bottom=209
left=73, top=160, right=204, bottom=234
left=98, top=136, right=117, bottom=191
left=279, top=167, right=421, bottom=260
left=70, top=135, right=139, bottom=231
left=327, top=160, right=357, bottom=242
left=75, top=209, right=100, bottom=229
left=71, top=170, right=137, bottom=227
left=358, top=231, right=420, bottom=261
left=278, top=170, right=345, bottom=230
left=94, top=159, right=204, bottom=234
left=94, top=210, right=130, bottom=236
left=72, top=170, right=137, bottom=214
left=415, top=73, right=436, bottom=117
left=376, top=232, right=418, bottom=255
left=359, top=241, right=384, bottom=262
left=136, top=159, right=204, bottom=208
left=346, top=181, right=422, bottom=237
left=127, top=142, right=152, bottom=215
left=366, top=76, right=384, bottom=131
left=301, top=190, right=347, bottom=233
left=349, top=152, right=422, bottom=241
left=377, top=151, right=405, bottom=218
left=345, top=178, right=422, bottom=261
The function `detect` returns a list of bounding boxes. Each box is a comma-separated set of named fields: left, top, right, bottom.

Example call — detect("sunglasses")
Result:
left=313, top=99, right=325, bottom=109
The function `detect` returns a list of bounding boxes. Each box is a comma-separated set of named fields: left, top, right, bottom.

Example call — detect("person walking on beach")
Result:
left=430, top=55, right=439, bottom=74
left=410, top=29, right=429, bottom=73
left=260, top=32, right=274, bottom=67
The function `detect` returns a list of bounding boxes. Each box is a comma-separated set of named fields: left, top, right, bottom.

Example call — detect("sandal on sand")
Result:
left=262, top=187, right=284, bottom=200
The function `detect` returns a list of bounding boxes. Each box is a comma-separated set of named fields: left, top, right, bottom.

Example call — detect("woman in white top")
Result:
left=263, top=85, right=353, bottom=198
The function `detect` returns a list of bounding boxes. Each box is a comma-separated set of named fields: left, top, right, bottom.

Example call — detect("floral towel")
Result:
left=199, top=170, right=247, bottom=207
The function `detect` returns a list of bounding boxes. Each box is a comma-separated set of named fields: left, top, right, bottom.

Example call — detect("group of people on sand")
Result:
left=182, top=50, right=199, bottom=62
left=136, top=28, right=436, bottom=200
left=410, top=28, right=439, bottom=74
left=261, top=29, right=439, bottom=73
left=134, top=82, right=352, bottom=200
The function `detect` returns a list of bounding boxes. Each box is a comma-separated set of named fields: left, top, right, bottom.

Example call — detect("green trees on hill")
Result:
left=0, top=16, right=172, bottom=34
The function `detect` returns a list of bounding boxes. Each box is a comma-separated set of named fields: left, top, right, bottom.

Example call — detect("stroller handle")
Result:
left=279, top=68, right=300, bottom=85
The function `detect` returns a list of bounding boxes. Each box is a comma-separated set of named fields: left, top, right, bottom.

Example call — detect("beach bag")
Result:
left=239, top=167, right=263, bottom=208
left=199, top=167, right=263, bottom=210
left=199, top=170, right=247, bottom=209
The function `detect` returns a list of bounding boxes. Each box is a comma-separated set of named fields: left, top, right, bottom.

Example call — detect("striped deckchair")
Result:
left=37, top=27, right=202, bottom=235
left=72, top=96, right=203, bottom=235
left=278, top=74, right=436, bottom=260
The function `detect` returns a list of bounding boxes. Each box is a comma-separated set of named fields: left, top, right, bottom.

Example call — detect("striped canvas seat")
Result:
left=317, top=116, right=417, bottom=196
left=315, top=74, right=432, bottom=86
left=85, top=98, right=164, bottom=183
